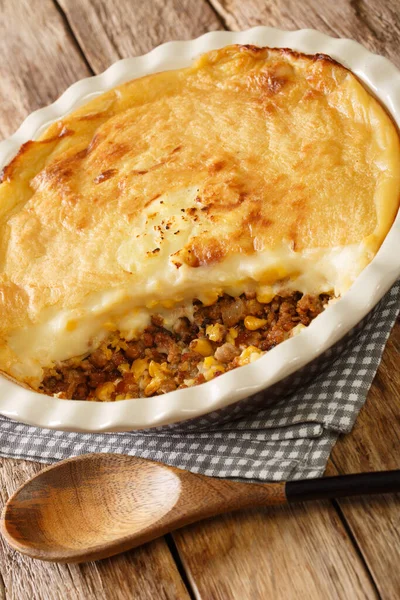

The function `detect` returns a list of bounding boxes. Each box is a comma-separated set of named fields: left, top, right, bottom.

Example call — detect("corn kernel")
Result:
left=244, top=316, right=268, bottom=331
left=65, top=319, right=77, bottom=332
left=240, top=345, right=261, bottom=359
left=203, top=354, right=225, bottom=381
left=204, top=369, right=216, bottom=381
left=201, top=292, right=220, bottom=307
left=139, top=373, right=152, bottom=390
left=204, top=364, right=225, bottom=381
left=118, top=339, right=129, bottom=351
left=148, top=361, right=160, bottom=378
left=148, top=360, right=168, bottom=379
left=249, top=351, right=262, bottom=363
left=256, top=292, right=274, bottom=304
left=104, top=347, right=113, bottom=360
left=118, top=362, right=130, bottom=373
left=226, top=327, right=238, bottom=344
left=95, top=382, right=116, bottom=401
left=203, top=356, right=219, bottom=369
left=238, top=345, right=262, bottom=366
left=260, top=267, right=287, bottom=285
left=206, top=323, right=225, bottom=342
left=144, top=378, right=162, bottom=396
left=190, top=338, right=214, bottom=357
left=115, top=394, right=126, bottom=401
left=131, top=358, right=149, bottom=380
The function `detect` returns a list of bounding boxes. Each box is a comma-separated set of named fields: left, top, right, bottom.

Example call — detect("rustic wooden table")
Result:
left=0, top=0, right=399, bottom=598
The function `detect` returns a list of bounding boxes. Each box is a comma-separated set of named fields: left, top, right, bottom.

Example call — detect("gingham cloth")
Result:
left=0, top=282, right=398, bottom=481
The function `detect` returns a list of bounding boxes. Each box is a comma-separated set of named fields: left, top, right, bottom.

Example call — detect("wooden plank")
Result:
left=173, top=501, right=377, bottom=599
left=0, top=0, right=91, bottom=139
left=0, top=458, right=190, bottom=600
left=57, top=0, right=223, bottom=73
left=210, top=0, right=400, bottom=68
left=332, top=321, right=400, bottom=474
left=0, top=1, right=191, bottom=597
left=330, top=320, right=400, bottom=599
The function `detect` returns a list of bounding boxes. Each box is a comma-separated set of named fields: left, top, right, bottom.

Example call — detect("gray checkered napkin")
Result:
left=0, top=282, right=398, bottom=481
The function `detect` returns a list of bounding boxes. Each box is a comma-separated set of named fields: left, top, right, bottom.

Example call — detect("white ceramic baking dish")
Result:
left=0, top=26, right=399, bottom=432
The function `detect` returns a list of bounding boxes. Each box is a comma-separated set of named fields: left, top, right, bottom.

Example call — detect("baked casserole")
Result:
left=0, top=44, right=399, bottom=401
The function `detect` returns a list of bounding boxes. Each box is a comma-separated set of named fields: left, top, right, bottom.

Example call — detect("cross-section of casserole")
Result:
left=0, top=45, right=399, bottom=401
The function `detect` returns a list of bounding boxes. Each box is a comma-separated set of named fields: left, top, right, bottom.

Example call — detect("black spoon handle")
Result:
left=286, top=470, right=400, bottom=503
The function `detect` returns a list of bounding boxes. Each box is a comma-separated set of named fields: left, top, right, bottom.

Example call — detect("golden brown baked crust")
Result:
left=0, top=45, right=399, bottom=384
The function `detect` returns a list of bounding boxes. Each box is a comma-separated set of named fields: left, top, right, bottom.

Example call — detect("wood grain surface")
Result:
left=0, top=0, right=90, bottom=138
left=0, top=0, right=399, bottom=598
left=210, top=0, right=400, bottom=68
left=58, top=0, right=222, bottom=73
left=173, top=501, right=378, bottom=599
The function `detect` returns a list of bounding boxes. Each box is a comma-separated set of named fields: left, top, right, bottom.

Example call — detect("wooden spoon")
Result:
left=1, top=453, right=399, bottom=563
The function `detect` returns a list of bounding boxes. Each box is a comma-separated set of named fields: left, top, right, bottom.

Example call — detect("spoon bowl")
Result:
left=4, top=455, right=183, bottom=560
left=2, top=453, right=399, bottom=563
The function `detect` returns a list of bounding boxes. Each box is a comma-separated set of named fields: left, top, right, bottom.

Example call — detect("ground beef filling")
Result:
left=40, top=292, right=331, bottom=401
